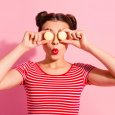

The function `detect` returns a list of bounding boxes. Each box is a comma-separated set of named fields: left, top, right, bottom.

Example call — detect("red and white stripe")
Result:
left=15, top=61, right=94, bottom=115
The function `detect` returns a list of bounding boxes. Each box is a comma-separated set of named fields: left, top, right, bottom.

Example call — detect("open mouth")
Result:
left=51, top=48, right=59, bottom=55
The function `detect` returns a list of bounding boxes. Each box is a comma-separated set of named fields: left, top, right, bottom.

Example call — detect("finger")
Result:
left=28, top=32, right=35, bottom=44
left=29, top=32, right=35, bottom=44
left=60, top=40, right=74, bottom=44
left=30, top=32, right=35, bottom=39
left=67, top=32, right=73, bottom=40
left=37, top=32, right=42, bottom=42
left=76, top=31, right=82, bottom=38
left=37, top=40, right=49, bottom=45
left=71, top=33, right=77, bottom=39
left=34, top=33, right=39, bottom=44
left=23, top=32, right=30, bottom=41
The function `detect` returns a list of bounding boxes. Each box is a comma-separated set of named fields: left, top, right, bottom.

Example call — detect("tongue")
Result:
left=52, top=48, right=59, bottom=55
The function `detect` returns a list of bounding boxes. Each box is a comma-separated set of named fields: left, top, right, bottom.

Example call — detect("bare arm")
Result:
left=0, top=69, right=23, bottom=90
left=0, top=44, right=28, bottom=83
left=87, top=44, right=115, bottom=86
left=0, top=43, right=29, bottom=90
left=87, top=43, right=115, bottom=77
left=0, top=31, right=48, bottom=90
left=61, top=29, right=115, bottom=86
left=88, top=67, right=115, bottom=86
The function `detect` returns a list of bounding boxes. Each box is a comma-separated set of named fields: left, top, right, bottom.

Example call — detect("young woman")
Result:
left=0, top=11, right=115, bottom=115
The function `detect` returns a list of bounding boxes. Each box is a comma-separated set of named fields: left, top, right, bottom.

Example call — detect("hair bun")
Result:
left=35, top=11, right=77, bottom=31
left=66, top=14, right=77, bottom=29
left=35, top=11, right=48, bottom=27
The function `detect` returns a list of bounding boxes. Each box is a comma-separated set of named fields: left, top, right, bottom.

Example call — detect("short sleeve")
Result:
left=14, top=61, right=30, bottom=85
left=76, top=63, right=95, bottom=85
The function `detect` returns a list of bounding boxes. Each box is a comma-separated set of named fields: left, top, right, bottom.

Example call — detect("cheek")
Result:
left=42, top=44, right=52, bottom=52
left=60, top=44, right=68, bottom=52
left=42, top=43, right=68, bottom=54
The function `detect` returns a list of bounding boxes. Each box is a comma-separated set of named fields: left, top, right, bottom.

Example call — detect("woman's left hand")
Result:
left=60, top=29, right=92, bottom=51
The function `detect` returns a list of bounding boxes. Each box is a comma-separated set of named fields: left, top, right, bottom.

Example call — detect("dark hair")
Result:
left=35, top=11, right=77, bottom=31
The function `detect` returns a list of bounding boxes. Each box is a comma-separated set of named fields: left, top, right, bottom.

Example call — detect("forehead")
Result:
left=42, top=21, right=70, bottom=31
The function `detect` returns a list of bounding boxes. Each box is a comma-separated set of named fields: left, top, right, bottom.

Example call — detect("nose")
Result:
left=52, top=35, right=59, bottom=45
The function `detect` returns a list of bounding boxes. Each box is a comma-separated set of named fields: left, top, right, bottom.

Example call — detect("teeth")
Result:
left=44, top=31, right=54, bottom=40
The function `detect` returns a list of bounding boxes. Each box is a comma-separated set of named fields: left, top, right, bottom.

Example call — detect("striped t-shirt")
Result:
left=15, top=61, right=94, bottom=115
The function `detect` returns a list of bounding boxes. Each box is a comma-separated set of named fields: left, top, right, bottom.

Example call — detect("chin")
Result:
left=45, top=50, right=65, bottom=61
left=50, top=55, right=60, bottom=61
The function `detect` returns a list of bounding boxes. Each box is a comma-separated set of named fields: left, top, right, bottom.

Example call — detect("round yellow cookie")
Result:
left=58, top=31, right=67, bottom=40
left=44, top=31, right=54, bottom=40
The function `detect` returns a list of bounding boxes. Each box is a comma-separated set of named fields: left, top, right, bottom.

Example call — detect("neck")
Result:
left=41, top=57, right=68, bottom=68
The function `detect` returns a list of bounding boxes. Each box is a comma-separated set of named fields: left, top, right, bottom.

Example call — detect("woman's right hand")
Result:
left=20, top=31, right=49, bottom=51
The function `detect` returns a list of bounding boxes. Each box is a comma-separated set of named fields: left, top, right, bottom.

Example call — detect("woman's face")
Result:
left=41, top=20, right=70, bottom=61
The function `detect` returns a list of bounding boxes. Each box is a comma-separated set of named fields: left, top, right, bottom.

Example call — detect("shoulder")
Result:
left=74, top=62, right=94, bottom=68
left=74, top=62, right=95, bottom=72
left=15, top=60, right=37, bottom=70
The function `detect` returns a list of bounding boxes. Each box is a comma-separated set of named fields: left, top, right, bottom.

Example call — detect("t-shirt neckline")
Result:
left=35, top=62, right=75, bottom=76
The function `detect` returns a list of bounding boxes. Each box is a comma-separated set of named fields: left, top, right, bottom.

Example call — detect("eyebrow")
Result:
left=43, top=28, right=53, bottom=31
left=43, top=28, right=66, bottom=32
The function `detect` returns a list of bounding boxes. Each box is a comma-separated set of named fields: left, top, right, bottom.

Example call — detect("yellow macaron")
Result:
left=58, top=31, right=67, bottom=40
left=44, top=31, right=54, bottom=40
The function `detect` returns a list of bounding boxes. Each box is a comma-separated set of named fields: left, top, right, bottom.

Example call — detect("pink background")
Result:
left=0, top=0, right=115, bottom=115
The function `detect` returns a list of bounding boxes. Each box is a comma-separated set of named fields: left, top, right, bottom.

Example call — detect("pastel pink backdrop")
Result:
left=0, top=0, right=115, bottom=115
